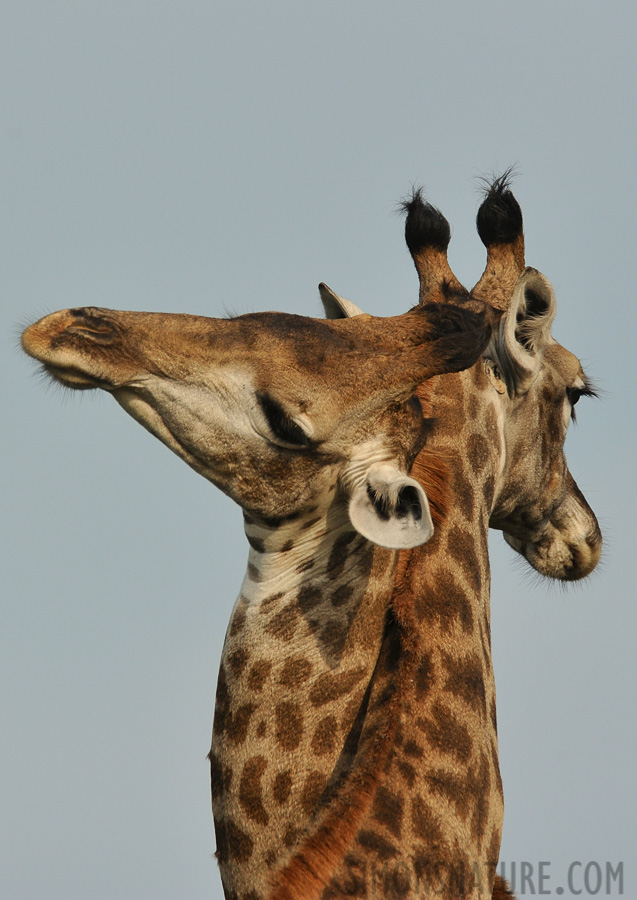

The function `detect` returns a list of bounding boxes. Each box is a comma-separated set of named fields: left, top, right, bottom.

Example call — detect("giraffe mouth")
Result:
left=40, top=362, right=112, bottom=390
left=503, top=525, right=602, bottom=581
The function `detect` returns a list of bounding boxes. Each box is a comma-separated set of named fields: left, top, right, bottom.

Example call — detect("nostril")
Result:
left=66, top=315, right=117, bottom=343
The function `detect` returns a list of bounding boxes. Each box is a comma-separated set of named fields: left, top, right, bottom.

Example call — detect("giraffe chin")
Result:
left=503, top=527, right=601, bottom=581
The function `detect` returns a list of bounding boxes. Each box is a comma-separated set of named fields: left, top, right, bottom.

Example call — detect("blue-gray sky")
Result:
left=3, top=2, right=634, bottom=898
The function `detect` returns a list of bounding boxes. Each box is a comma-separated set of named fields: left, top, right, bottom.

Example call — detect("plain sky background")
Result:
left=2, top=2, right=635, bottom=898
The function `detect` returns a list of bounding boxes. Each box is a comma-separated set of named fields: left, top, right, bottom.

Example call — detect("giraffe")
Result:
left=22, top=295, right=493, bottom=899
left=297, top=177, right=601, bottom=899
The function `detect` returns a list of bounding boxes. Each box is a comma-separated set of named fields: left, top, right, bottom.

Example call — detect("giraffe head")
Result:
left=329, top=176, right=601, bottom=580
left=22, top=300, right=491, bottom=550
left=472, top=180, right=601, bottom=580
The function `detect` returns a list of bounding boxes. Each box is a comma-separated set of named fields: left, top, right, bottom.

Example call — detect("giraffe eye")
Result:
left=257, top=393, right=311, bottom=448
left=566, top=383, right=597, bottom=422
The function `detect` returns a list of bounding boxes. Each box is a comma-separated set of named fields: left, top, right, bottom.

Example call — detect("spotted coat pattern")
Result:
left=318, top=369, right=504, bottom=900
left=210, top=508, right=398, bottom=896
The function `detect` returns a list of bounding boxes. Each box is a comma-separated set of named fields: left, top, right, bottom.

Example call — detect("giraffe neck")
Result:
left=210, top=502, right=399, bottom=899
left=299, top=366, right=506, bottom=900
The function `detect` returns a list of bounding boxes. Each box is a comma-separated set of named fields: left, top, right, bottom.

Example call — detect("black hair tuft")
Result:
left=476, top=168, right=523, bottom=247
left=401, top=187, right=451, bottom=255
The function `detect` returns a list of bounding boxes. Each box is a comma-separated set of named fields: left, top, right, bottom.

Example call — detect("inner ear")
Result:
left=490, top=268, right=556, bottom=395
left=348, top=464, right=434, bottom=549
left=515, top=279, right=555, bottom=352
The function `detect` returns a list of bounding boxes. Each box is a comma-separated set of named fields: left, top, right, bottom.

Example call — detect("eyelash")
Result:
left=567, top=383, right=598, bottom=422
left=257, top=393, right=311, bottom=448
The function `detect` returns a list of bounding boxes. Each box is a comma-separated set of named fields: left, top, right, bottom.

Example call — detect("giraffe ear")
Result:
left=348, top=463, right=434, bottom=549
left=490, top=267, right=556, bottom=395
left=319, top=283, right=365, bottom=319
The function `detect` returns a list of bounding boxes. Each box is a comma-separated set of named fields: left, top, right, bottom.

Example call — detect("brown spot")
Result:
left=229, top=609, right=246, bottom=636
left=297, top=584, right=322, bottom=612
left=272, top=770, right=293, bottom=805
left=446, top=523, right=482, bottom=592
left=211, top=673, right=227, bottom=734
left=228, top=647, right=249, bottom=678
left=403, top=740, right=424, bottom=759
left=261, top=511, right=300, bottom=528
left=247, top=562, right=262, bottom=583
left=467, top=432, right=490, bottom=475
left=239, top=756, right=269, bottom=825
left=247, top=659, right=272, bottom=692
left=246, top=533, right=265, bottom=552
left=327, top=531, right=357, bottom=579
left=320, top=620, right=347, bottom=659
left=216, top=817, right=254, bottom=862
left=310, top=715, right=338, bottom=756
left=309, top=667, right=366, bottom=706
left=356, top=829, right=398, bottom=860
left=281, top=539, right=295, bottom=553
left=454, top=468, right=476, bottom=521
left=301, top=513, right=321, bottom=530
left=483, top=473, right=496, bottom=510
left=487, top=828, right=503, bottom=875
left=442, top=652, right=487, bottom=717
left=297, top=558, right=315, bottom=574
left=301, top=770, right=328, bottom=815
left=446, top=857, right=474, bottom=897
left=470, top=753, right=492, bottom=842
left=265, top=849, right=279, bottom=869
left=372, top=785, right=403, bottom=838
left=412, top=849, right=450, bottom=896
left=331, top=583, right=354, bottom=607
left=385, top=862, right=412, bottom=897
left=225, top=703, right=256, bottom=746
left=325, top=854, right=367, bottom=897
left=256, top=720, right=267, bottom=738
left=411, top=795, right=443, bottom=845
left=396, top=759, right=416, bottom=787
left=283, top=824, right=301, bottom=848
left=209, top=751, right=232, bottom=799
left=275, top=702, right=304, bottom=751
left=356, top=543, right=374, bottom=575
left=414, top=571, right=474, bottom=633
left=259, top=591, right=284, bottom=615
left=425, top=768, right=470, bottom=817
left=279, top=656, right=313, bottom=686
left=265, top=604, right=299, bottom=641
left=421, top=701, right=472, bottom=763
